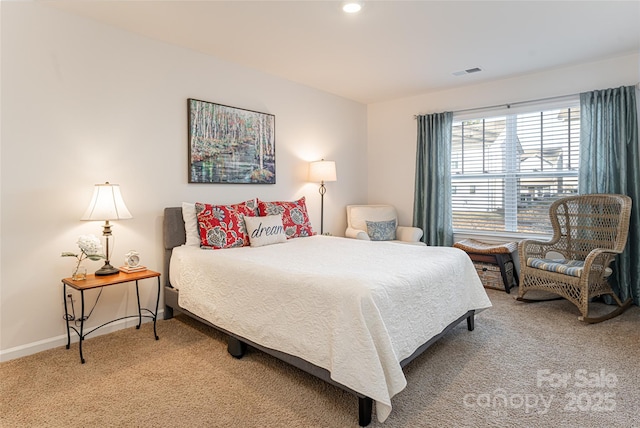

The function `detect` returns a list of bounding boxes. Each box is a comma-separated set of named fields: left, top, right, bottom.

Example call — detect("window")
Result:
left=451, top=101, right=580, bottom=235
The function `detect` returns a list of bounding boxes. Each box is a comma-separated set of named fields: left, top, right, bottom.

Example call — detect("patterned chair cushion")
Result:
left=527, top=258, right=612, bottom=278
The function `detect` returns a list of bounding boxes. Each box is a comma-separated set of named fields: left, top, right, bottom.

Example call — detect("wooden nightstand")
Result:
left=61, top=269, right=161, bottom=363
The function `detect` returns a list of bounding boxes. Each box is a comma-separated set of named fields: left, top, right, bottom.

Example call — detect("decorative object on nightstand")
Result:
left=81, top=182, right=132, bottom=276
left=61, top=234, right=105, bottom=280
left=309, top=159, right=337, bottom=235
left=120, top=250, right=147, bottom=273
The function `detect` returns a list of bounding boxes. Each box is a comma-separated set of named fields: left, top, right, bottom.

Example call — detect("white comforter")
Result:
left=169, top=236, right=491, bottom=422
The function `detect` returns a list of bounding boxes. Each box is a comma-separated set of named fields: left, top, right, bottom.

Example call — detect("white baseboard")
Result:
left=0, top=309, right=164, bottom=362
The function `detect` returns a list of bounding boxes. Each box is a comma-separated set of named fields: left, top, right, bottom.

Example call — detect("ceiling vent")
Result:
left=452, top=67, right=483, bottom=76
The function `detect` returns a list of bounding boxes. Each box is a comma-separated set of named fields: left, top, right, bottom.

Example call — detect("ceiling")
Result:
left=46, top=1, right=640, bottom=104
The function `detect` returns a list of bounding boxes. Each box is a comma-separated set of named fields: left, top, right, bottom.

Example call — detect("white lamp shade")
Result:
left=81, top=182, right=133, bottom=221
left=309, top=160, right=337, bottom=183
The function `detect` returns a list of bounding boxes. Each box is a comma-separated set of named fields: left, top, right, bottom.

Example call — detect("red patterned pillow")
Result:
left=196, top=200, right=257, bottom=249
left=257, top=197, right=315, bottom=238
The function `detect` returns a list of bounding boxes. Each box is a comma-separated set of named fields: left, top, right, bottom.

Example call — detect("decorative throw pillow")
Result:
left=366, top=219, right=397, bottom=241
left=182, top=202, right=200, bottom=247
left=244, top=215, right=287, bottom=247
left=257, top=197, right=315, bottom=239
left=242, top=198, right=259, bottom=215
left=195, top=200, right=257, bottom=249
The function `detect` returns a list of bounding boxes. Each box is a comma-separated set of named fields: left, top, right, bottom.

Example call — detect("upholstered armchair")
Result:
left=345, top=204, right=425, bottom=244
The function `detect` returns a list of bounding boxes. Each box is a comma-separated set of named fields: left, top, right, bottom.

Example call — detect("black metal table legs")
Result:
left=63, top=277, right=160, bottom=364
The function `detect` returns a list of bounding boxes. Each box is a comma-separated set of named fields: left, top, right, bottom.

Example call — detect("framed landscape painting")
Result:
left=188, top=99, right=276, bottom=184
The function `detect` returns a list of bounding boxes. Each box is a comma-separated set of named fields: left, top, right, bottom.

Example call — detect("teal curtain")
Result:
left=579, top=85, right=640, bottom=306
left=413, top=112, right=453, bottom=246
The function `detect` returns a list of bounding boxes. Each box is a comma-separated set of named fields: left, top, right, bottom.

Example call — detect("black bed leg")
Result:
left=358, top=396, right=372, bottom=427
left=227, top=336, right=247, bottom=359
left=163, top=305, right=174, bottom=320
left=467, top=313, right=475, bottom=331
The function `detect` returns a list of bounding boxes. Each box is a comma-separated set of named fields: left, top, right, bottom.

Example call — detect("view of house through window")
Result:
left=451, top=102, right=580, bottom=235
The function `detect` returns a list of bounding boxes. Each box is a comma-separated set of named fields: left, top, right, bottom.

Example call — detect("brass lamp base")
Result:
left=95, top=262, right=120, bottom=276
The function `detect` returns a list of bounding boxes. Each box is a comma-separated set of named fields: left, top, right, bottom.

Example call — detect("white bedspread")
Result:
left=169, top=236, right=491, bottom=422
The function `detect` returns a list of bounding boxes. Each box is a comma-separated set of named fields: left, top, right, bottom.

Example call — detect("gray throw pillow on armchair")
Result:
left=365, top=219, right=397, bottom=241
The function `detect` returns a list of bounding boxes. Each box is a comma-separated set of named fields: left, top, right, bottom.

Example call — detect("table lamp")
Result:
left=81, top=182, right=132, bottom=275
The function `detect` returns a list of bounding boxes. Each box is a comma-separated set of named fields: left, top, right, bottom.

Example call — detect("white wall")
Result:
left=0, top=3, right=367, bottom=360
left=367, top=53, right=640, bottom=228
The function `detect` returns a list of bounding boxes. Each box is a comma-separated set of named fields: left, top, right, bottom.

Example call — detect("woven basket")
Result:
left=474, top=261, right=515, bottom=290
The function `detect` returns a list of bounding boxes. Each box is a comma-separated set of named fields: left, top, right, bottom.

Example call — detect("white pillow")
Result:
left=244, top=215, right=287, bottom=248
left=181, top=202, right=200, bottom=247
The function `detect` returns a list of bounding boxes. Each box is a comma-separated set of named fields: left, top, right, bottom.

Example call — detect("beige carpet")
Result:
left=1, top=289, right=639, bottom=428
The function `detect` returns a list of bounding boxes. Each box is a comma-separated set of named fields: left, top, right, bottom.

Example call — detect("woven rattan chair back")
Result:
left=517, top=193, right=632, bottom=323
left=550, top=194, right=630, bottom=261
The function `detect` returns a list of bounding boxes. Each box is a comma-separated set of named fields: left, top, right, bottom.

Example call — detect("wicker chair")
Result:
left=517, top=194, right=633, bottom=323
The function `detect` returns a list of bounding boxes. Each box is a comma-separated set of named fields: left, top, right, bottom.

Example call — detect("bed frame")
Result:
left=163, top=207, right=475, bottom=426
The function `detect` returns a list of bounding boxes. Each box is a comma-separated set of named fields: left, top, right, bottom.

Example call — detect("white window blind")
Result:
left=451, top=101, right=580, bottom=235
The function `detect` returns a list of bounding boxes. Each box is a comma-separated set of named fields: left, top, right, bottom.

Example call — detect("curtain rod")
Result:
left=414, top=82, right=640, bottom=118
left=414, top=92, right=578, bottom=118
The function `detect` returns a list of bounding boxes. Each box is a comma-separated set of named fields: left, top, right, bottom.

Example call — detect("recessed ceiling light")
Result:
left=343, top=2, right=363, bottom=13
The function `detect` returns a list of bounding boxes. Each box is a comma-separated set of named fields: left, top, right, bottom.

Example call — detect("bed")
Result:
left=163, top=207, right=491, bottom=426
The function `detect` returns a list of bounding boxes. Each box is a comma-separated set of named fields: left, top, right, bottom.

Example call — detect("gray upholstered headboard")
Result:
left=163, top=207, right=186, bottom=287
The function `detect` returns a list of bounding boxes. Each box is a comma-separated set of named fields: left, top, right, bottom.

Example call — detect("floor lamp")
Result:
left=309, top=160, right=337, bottom=235
left=81, top=182, right=133, bottom=275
